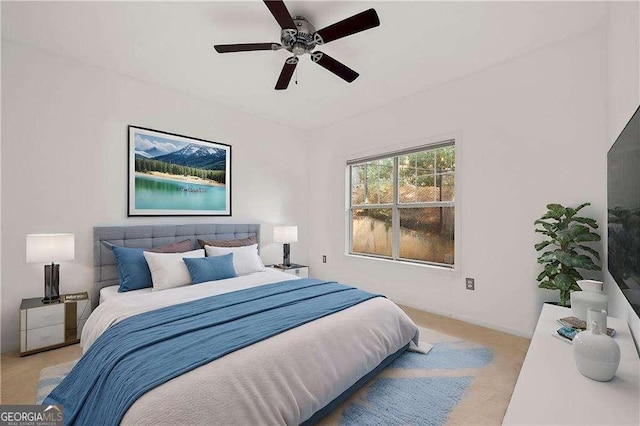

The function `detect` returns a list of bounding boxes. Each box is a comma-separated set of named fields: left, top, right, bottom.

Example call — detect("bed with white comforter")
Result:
left=80, top=269, right=419, bottom=425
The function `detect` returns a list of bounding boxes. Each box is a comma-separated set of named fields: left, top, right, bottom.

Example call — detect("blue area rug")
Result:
left=37, top=361, right=76, bottom=405
left=392, top=342, right=494, bottom=370
left=335, top=336, right=494, bottom=426
left=341, top=376, right=474, bottom=425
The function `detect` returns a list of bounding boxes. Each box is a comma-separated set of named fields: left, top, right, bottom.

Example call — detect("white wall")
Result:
left=605, top=1, right=640, bottom=348
left=306, top=28, right=609, bottom=337
left=0, top=42, right=309, bottom=352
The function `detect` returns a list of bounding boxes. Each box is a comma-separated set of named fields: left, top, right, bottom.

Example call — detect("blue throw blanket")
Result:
left=44, top=279, right=382, bottom=426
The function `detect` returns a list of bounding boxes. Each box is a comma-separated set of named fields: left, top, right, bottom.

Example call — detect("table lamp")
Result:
left=26, top=233, right=75, bottom=303
left=273, top=226, right=297, bottom=267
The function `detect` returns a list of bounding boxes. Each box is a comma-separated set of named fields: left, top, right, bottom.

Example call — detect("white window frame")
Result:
left=347, top=139, right=456, bottom=269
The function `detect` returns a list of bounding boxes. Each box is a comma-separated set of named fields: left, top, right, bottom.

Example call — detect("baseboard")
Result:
left=393, top=298, right=534, bottom=339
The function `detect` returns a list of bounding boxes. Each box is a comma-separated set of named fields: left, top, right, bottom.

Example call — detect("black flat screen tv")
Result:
left=608, top=105, right=640, bottom=317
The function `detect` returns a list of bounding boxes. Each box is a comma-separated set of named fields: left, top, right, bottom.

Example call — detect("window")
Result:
left=348, top=141, right=455, bottom=267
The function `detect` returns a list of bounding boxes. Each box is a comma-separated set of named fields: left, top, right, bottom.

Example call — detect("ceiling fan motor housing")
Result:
left=281, top=16, right=317, bottom=56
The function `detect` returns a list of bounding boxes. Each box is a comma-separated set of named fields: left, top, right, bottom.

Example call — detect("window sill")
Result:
left=345, top=253, right=459, bottom=274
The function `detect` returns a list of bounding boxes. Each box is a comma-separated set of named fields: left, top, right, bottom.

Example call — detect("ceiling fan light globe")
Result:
left=292, top=43, right=306, bottom=56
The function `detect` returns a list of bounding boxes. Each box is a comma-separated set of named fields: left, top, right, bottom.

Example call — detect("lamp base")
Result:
left=43, top=263, right=60, bottom=304
left=283, top=243, right=291, bottom=267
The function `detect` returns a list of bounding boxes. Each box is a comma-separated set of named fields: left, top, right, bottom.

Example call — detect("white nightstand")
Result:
left=19, top=292, right=91, bottom=356
left=267, top=264, right=309, bottom=278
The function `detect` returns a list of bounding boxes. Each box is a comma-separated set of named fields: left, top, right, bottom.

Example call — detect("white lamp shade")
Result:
left=273, top=226, right=298, bottom=243
left=26, top=233, right=75, bottom=263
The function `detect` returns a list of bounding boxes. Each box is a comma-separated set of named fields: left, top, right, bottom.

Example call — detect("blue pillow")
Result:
left=183, top=254, right=237, bottom=284
left=112, top=246, right=153, bottom=292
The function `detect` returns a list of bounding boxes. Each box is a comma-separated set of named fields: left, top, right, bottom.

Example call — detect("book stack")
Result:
left=553, top=316, right=616, bottom=344
left=62, top=293, right=88, bottom=302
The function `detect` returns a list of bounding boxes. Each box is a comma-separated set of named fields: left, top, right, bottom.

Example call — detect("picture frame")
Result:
left=128, top=126, right=231, bottom=216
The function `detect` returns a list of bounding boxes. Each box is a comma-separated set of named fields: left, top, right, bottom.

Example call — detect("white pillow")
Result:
left=204, top=244, right=265, bottom=276
left=144, top=249, right=205, bottom=291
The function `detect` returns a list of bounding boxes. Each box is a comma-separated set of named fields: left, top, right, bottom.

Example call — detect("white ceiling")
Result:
left=2, top=1, right=606, bottom=130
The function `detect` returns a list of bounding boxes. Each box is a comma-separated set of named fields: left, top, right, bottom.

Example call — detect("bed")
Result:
left=47, top=224, right=419, bottom=425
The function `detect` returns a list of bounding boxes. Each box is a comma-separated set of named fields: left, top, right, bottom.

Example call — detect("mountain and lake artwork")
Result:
left=128, top=126, right=231, bottom=216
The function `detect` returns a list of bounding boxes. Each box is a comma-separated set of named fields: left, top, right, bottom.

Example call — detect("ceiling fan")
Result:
left=214, top=0, right=380, bottom=90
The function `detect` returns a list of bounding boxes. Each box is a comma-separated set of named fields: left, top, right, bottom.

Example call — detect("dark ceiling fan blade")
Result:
left=275, top=57, right=299, bottom=90
left=214, top=43, right=281, bottom=53
left=314, top=8, right=380, bottom=45
left=263, top=0, right=296, bottom=30
left=310, top=52, right=359, bottom=83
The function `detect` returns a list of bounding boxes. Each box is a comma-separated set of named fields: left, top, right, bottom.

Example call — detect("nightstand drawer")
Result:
left=27, top=303, right=64, bottom=330
left=26, top=324, right=64, bottom=351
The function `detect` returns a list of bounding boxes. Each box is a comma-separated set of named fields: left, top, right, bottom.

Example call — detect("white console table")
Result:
left=503, top=303, right=639, bottom=425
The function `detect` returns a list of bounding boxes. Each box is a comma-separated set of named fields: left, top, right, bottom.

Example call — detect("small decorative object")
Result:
left=26, top=233, right=75, bottom=303
left=534, top=203, right=601, bottom=306
left=129, top=126, right=231, bottom=216
left=273, top=226, right=298, bottom=267
left=573, top=320, right=620, bottom=382
left=556, top=326, right=579, bottom=342
left=571, top=280, right=608, bottom=320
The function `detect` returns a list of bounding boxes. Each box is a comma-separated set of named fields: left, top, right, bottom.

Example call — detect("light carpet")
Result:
left=37, top=327, right=494, bottom=425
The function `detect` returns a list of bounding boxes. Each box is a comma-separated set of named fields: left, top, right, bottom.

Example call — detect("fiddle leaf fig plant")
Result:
left=534, top=202, right=602, bottom=306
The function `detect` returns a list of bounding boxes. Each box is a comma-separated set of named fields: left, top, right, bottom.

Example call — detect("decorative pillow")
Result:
left=143, top=249, right=205, bottom=291
left=198, top=237, right=257, bottom=249
left=147, top=239, right=193, bottom=253
left=112, top=246, right=152, bottom=293
left=183, top=254, right=237, bottom=284
left=204, top=244, right=265, bottom=276
left=103, top=239, right=192, bottom=253
left=107, top=240, right=195, bottom=293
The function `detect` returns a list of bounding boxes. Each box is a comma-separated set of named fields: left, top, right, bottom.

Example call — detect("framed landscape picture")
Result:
left=128, top=126, right=231, bottom=216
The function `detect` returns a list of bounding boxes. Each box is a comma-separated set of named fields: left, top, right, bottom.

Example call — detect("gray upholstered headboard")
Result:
left=93, top=224, right=260, bottom=305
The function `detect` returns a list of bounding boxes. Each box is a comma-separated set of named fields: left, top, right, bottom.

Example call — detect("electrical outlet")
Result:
left=322, top=255, right=327, bottom=263
left=466, top=278, right=475, bottom=290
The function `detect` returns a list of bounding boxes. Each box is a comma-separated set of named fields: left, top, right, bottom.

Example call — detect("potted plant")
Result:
left=534, top=203, right=601, bottom=306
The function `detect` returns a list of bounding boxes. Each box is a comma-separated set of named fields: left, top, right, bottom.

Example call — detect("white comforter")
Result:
left=82, top=270, right=419, bottom=425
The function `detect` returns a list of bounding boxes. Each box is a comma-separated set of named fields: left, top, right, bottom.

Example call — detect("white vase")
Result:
left=573, top=320, right=620, bottom=382
left=587, top=309, right=608, bottom=334
left=571, top=280, right=607, bottom=320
